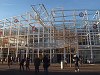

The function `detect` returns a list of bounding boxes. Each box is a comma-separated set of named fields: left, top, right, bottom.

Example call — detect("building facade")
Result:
left=0, top=4, right=100, bottom=64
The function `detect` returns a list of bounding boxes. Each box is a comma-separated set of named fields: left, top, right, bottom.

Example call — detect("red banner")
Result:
left=32, top=26, right=35, bottom=32
left=0, top=29, right=3, bottom=36
left=14, top=19, right=19, bottom=23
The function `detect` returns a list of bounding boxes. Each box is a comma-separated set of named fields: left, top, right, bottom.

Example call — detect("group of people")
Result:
left=34, top=55, right=50, bottom=74
left=19, top=57, right=30, bottom=71
left=7, top=54, right=80, bottom=73
left=19, top=55, right=50, bottom=74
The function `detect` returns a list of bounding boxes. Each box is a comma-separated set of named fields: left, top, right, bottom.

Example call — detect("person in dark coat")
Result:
left=43, top=55, right=50, bottom=75
left=34, top=56, right=41, bottom=74
left=25, top=57, right=30, bottom=71
left=8, top=55, right=11, bottom=68
left=19, top=58, right=25, bottom=71
left=73, top=55, right=80, bottom=72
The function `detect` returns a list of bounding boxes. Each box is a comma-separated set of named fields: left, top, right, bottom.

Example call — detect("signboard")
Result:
left=79, top=12, right=84, bottom=17
left=93, top=24, right=97, bottom=29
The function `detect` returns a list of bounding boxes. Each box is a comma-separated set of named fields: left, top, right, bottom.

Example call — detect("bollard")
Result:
left=61, top=61, right=63, bottom=69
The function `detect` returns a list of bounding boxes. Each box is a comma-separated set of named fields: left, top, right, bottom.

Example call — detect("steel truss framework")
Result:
left=0, top=4, right=100, bottom=64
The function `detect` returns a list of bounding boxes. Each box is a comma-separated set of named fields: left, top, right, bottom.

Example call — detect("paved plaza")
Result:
left=0, top=63, right=100, bottom=75
left=0, top=70, right=100, bottom=75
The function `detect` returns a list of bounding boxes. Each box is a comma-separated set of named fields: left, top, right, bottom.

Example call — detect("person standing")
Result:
left=25, top=57, right=30, bottom=71
left=8, top=55, right=11, bottom=68
left=34, top=55, right=41, bottom=74
left=19, top=58, right=25, bottom=71
left=43, top=55, right=50, bottom=75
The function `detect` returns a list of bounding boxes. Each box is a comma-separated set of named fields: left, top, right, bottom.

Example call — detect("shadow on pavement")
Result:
left=0, top=69, right=100, bottom=75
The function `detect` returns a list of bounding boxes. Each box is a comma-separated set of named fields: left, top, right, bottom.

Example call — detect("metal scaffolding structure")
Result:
left=51, top=8, right=100, bottom=64
left=0, top=4, right=100, bottom=64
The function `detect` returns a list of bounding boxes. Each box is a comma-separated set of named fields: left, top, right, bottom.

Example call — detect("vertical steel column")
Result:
left=26, top=12, right=29, bottom=58
left=62, top=9, right=66, bottom=62
left=73, top=10, right=78, bottom=56
left=69, top=30, right=71, bottom=67
left=86, top=10, right=93, bottom=62
left=32, top=22, right=35, bottom=60
left=7, top=20, right=10, bottom=62
left=50, top=26, right=52, bottom=63
left=38, top=25, right=40, bottom=57
left=1, top=21, right=5, bottom=59
left=43, top=26, right=44, bottom=56
left=16, top=16, right=20, bottom=58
